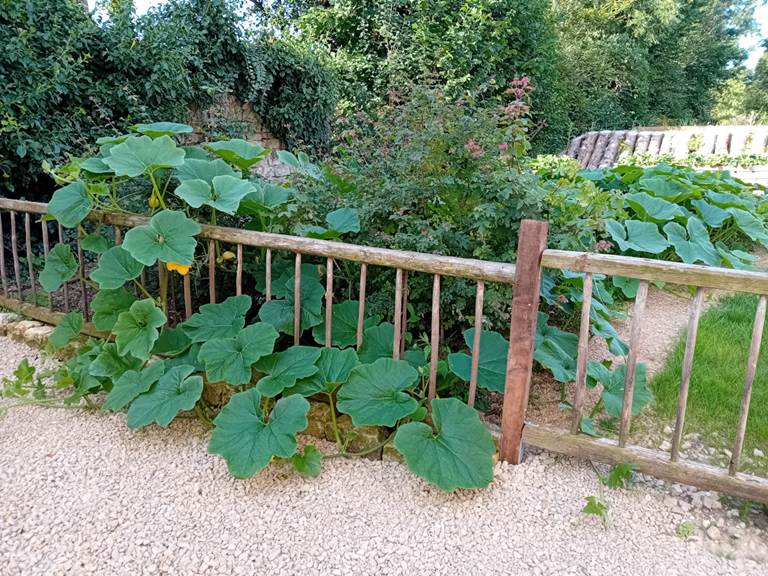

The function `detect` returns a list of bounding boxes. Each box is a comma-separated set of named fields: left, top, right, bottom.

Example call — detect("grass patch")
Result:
left=653, top=293, right=768, bottom=466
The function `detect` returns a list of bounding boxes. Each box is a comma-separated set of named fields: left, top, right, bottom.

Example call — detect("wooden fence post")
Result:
left=499, top=219, right=548, bottom=464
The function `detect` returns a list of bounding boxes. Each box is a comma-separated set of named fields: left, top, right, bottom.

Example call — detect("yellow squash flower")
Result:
left=167, top=262, right=191, bottom=276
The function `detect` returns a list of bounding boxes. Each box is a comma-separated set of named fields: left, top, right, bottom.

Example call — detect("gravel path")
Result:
left=0, top=337, right=765, bottom=576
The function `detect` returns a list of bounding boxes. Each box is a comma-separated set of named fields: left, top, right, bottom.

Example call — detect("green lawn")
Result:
left=653, top=293, right=768, bottom=467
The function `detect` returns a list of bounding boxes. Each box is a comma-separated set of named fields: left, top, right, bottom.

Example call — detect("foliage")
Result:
left=38, top=125, right=500, bottom=492
left=1, top=0, right=336, bottom=199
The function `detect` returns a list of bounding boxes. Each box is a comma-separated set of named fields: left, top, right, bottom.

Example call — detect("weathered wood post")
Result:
left=499, top=219, right=548, bottom=464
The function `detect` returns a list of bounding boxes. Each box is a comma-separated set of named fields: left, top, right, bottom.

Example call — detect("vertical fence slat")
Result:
left=670, top=287, right=706, bottom=461
left=24, top=213, right=36, bottom=305
left=76, top=236, right=89, bottom=319
left=208, top=240, right=216, bottom=304
left=499, top=220, right=548, bottom=464
left=393, top=268, right=404, bottom=359
left=41, top=220, right=51, bottom=310
left=58, top=224, right=69, bottom=312
left=467, top=280, right=485, bottom=408
left=356, top=263, right=367, bottom=349
left=400, top=271, right=409, bottom=357
left=570, top=272, right=593, bottom=434
left=325, top=257, right=333, bottom=348
left=293, top=253, right=302, bottom=346
left=428, top=274, right=441, bottom=403
left=10, top=212, right=22, bottom=298
left=0, top=213, right=8, bottom=297
left=729, top=294, right=767, bottom=476
left=236, top=243, right=243, bottom=296
left=618, top=280, right=650, bottom=447
left=183, top=275, right=193, bottom=319
left=114, top=225, right=122, bottom=245
left=265, top=249, right=272, bottom=301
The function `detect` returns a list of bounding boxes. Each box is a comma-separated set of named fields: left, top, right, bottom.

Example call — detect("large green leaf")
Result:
left=448, top=329, right=508, bottom=393
left=80, top=157, right=113, bottom=175
left=122, top=210, right=200, bottom=266
left=587, top=361, right=652, bottom=418
left=103, top=361, right=165, bottom=412
left=152, top=327, right=192, bottom=356
left=663, top=217, right=720, bottom=265
left=238, top=183, right=292, bottom=215
left=325, top=208, right=360, bottom=233
left=181, top=295, right=252, bottom=342
left=394, top=398, right=495, bottom=491
left=208, top=390, right=309, bottom=478
left=691, top=199, right=730, bottom=228
left=638, top=176, right=698, bottom=203
left=605, top=219, right=670, bottom=254
left=285, top=347, right=360, bottom=396
left=254, top=346, right=321, bottom=397
left=728, top=208, right=768, bottom=247
left=91, top=287, right=136, bottom=331
left=357, top=323, right=395, bottom=363
left=48, top=181, right=92, bottom=228
left=706, top=190, right=754, bottom=210
left=113, top=299, right=167, bottom=360
left=104, top=135, right=185, bottom=177
left=336, top=358, right=419, bottom=426
left=134, top=122, right=193, bottom=138
left=174, top=175, right=255, bottom=215
left=90, top=246, right=144, bottom=289
left=257, top=273, right=324, bottom=335
left=89, top=342, right=143, bottom=379
left=624, top=192, right=688, bottom=223
left=48, top=311, right=83, bottom=349
left=175, top=158, right=237, bottom=183
left=40, top=243, right=78, bottom=292
left=312, top=300, right=380, bottom=348
left=80, top=233, right=111, bottom=253
left=198, top=322, right=279, bottom=385
left=127, top=365, right=203, bottom=428
left=206, top=139, right=270, bottom=172
left=534, top=319, right=578, bottom=383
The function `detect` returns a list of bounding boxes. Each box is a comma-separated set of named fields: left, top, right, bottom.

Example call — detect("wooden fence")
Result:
left=1, top=197, right=767, bottom=502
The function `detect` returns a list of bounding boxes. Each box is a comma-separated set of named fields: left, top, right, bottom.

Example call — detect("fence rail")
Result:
left=1, top=197, right=768, bottom=502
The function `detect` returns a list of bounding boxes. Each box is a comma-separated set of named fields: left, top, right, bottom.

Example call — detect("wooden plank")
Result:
left=325, top=257, right=333, bottom=348
left=570, top=272, right=593, bottom=434
left=714, top=131, right=731, bottom=155
left=24, top=213, right=36, bottom=305
left=356, top=263, right=367, bottom=349
left=647, top=133, right=663, bottom=156
left=10, top=212, right=22, bottom=297
left=658, top=131, right=673, bottom=155
left=428, top=274, right=440, bottom=403
left=729, top=294, right=768, bottom=475
left=521, top=424, right=768, bottom=504
left=265, top=249, right=272, bottom=301
left=393, top=269, right=403, bottom=359
left=598, top=131, right=625, bottom=168
left=183, top=275, right=192, bottom=319
left=618, top=280, right=649, bottom=447
left=617, top=131, right=638, bottom=162
left=76, top=236, right=88, bottom=319
left=634, top=132, right=651, bottom=154
left=0, top=294, right=108, bottom=340
left=541, top=250, right=768, bottom=295
left=0, top=213, right=8, bottom=297
left=293, top=253, right=302, bottom=346
left=41, top=220, right=51, bottom=310
left=671, top=287, right=706, bottom=462
left=499, top=220, right=548, bottom=464
left=672, top=130, right=691, bottom=158
left=577, top=132, right=599, bottom=167
left=58, top=224, right=69, bottom=311
left=0, top=200, right=519, bottom=285
left=587, top=131, right=611, bottom=169
left=565, top=135, right=583, bottom=158
left=400, top=271, right=409, bottom=357
left=235, top=244, right=243, bottom=296
left=467, top=280, right=485, bottom=408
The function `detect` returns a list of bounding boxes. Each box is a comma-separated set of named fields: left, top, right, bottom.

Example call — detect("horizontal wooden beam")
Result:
left=542, top=250, right=768, bottom=295
left=0, top=199, right=518, bottom=284
left=0, top=294, right=107, bottom=339
left=522, top=424, right=768, bottom=503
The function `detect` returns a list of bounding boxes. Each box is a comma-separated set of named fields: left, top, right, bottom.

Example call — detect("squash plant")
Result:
left=39, top=122, right=497, bottom=491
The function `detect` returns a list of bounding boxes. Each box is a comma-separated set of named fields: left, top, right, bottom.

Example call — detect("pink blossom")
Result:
left=464, top=138, right=484, bottom=158
left=499, top=142, right=509, bottom=151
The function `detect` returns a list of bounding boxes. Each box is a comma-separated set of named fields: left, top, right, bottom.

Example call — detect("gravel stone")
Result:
left=0, top=335, right=766, bottom=576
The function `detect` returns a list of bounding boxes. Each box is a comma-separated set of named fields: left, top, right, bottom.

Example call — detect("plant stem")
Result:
left=132, top=278, right=155, bottom=301
left=326, top=392, right=343, bottom=449
left=194, top=404, right=213, bottom=429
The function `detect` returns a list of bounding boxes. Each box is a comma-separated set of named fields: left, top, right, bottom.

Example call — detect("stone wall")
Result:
left=187, top=94, right=292, bottom=181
